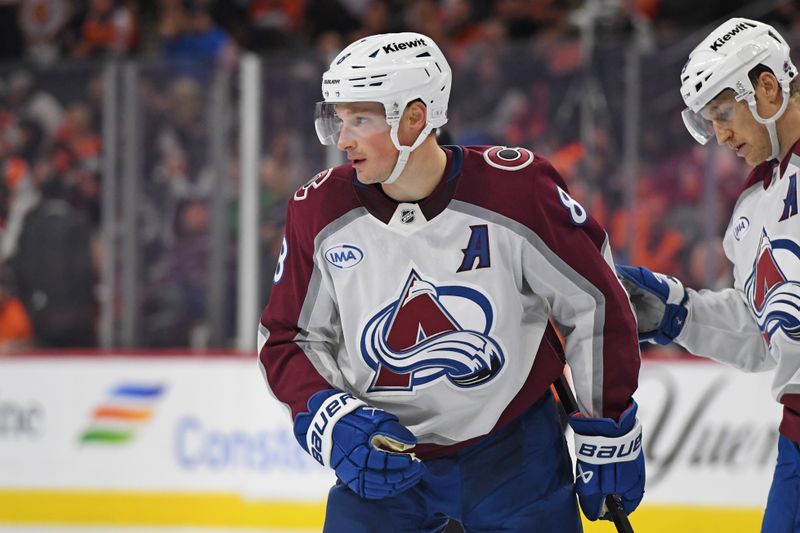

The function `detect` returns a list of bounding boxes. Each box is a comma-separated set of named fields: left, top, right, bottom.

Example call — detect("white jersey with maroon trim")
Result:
left=676, top=139, right=800, bottom=442
left=258, top=145, right=640, bottom=455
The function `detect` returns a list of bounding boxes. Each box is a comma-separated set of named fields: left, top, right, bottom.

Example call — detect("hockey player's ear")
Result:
left=754, top=70, right=781, bottom=106
left=403, top=100, right=427, bottom=133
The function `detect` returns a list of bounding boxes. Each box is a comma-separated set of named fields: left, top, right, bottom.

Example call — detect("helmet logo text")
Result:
left=382, top=38, right=427, bottom=54
left=709, top=22, right=757, bottom=52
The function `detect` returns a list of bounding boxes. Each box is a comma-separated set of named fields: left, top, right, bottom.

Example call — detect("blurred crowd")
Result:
left=1, top=0, right=800, bottom=351
left=2, top=0, right=800, bottom=64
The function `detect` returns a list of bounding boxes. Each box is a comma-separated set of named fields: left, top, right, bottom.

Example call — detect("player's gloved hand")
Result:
left=615, top=264, right=688, bottom=345
left=569, top=401, right=644, bottom=521
left=294, top=389, right=425, bottom=500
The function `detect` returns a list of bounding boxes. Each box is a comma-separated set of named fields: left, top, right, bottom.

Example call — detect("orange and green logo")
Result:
left=80, top=384, right=166, bottom=444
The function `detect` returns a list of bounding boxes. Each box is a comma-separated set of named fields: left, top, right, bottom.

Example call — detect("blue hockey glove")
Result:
left=294, top=389, right=425, bottom=500
left=569, top=401, right=645, bottom=521
left=616, top=264, right=688, bottom=345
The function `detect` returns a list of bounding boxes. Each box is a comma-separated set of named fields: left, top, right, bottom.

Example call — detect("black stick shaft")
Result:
left=552, top=375, right=635, bottom=533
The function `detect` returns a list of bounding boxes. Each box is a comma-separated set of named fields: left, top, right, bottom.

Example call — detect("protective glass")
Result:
left=314, top=101, right=390, bottom=146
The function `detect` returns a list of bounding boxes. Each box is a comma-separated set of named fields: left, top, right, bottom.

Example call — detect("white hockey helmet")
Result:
left=315, top=32, right=452, bottom=184
left=680, top=18, right=797, bottom=161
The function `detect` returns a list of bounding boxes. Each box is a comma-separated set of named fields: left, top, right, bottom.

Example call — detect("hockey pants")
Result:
left=322, top=391, right=582, bottom=533
left=763, top=434, right=800, bottom=533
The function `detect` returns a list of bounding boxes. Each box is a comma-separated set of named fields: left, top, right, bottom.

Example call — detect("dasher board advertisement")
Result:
left=0, top=354, right=782, bottom=521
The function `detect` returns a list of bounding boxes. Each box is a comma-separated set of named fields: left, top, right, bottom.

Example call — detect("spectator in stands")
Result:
left=55, top=102, right=102, bottom=171
left=159, top=0, right=237, bottom=78
left=151, top=76, right=212, bottom=197
left=403, top=0, right=446, bottom=46
left=439, top=0, right=484, bottom=62
left=142, top=196, right=215, bottom=347
left=18, top=0, right=72, bottom=65
left=304, top=0, right=360, bottom=44
left=0, top=112, right=40, bottom=262
left=0, top=264, right=33, bottom=354
left=244, top=0, right=305, bottom=50
left=5, top=70, right=64, bottom=138
left=10, top=174, right=97, bottom=348
left=71, top=0, right=137, bottom=57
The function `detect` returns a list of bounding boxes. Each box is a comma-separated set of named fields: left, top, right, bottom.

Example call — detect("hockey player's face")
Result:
left=701, top=91, right=771, bottom=165
left=334, top=103, right=397, bottom=184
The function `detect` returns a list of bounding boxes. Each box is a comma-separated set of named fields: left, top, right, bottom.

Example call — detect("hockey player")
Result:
left=258, top=32, right=645, bottom=532
left=616, top=18, right=800, bottom=533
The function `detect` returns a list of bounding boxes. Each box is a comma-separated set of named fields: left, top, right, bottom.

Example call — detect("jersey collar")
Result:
left=353, top=145, right=464, bottom=224
left=742, top=137, right=800, bottom=191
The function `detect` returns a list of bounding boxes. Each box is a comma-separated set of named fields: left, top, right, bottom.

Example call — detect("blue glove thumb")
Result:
left=616, top=264, right=688, bottom=345
left=294, top=390, right=425, bottom=500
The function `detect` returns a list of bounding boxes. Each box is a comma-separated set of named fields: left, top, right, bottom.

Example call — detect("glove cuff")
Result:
left=304, top=391, right=366, bottom=467
left=573, top=418, right=642, bottom=465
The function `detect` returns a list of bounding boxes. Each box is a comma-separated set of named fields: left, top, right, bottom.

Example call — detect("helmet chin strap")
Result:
left=382, top=123, right=435, bottom=185
left=747, top=83, right=791, bottom=161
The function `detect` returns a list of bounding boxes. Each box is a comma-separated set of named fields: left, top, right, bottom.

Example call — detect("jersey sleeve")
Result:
left=676, top=288, right=775, bottom=372
left=520, top=159, right=641, bottom=420
left=257, top=199, right=345, bottom=419
left=677, top=287, right=800, bottom=439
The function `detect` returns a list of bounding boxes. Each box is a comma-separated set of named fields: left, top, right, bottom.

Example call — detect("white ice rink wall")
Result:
left=0, top=353, right=779, bottom=532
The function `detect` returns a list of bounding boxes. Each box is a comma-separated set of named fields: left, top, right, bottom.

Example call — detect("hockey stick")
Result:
left=552, top=375, right=635, bottom=533
left=542, top=322, right=635, bottom=532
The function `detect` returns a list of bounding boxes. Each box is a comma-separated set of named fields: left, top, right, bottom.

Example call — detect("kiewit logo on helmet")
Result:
left=709, top=21, right=758, bottom=52
left=382, top=38, right=427, bottom=54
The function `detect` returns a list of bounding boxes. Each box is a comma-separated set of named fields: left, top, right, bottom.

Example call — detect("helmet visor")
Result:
left=314, top=101, right=342, bottom=146
left=314, top=101, right=390, bottom=146
left=681, top=107, right=714, bottom=145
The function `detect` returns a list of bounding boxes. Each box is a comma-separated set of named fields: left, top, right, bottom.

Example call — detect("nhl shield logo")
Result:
left=360, top=269, right=505, bottom=392
left=400, top=208, right=415, bottom=224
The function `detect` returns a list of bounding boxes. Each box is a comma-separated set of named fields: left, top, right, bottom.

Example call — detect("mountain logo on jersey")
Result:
left=744, top=229, right=800, bottom=346
left=360, top=269, right=505, bottom=392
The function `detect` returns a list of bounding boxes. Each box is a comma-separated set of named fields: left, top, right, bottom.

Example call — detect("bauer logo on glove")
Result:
left=294, top=389, right=425, bottom=500
left=575, top=420, right=643, bottom=464
left=305, top=392, right=366, bottom=465
left=569, top=401, right=645, bottom=521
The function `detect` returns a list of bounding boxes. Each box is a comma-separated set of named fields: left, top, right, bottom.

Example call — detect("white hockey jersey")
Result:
left=676, top=139, right=800, bottom=442
left=258, top=145, right=641, bottom=458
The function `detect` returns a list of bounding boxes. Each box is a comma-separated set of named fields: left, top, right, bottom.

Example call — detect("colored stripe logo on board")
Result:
left=80, top=384, right=165, bottom=445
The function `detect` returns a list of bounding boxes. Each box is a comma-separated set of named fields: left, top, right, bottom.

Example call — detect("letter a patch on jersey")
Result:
left=780, top=174, right=798, bottom=221
left=457, top=225, right=491, bottom=272
left=360, top=269, right=505, bottom=392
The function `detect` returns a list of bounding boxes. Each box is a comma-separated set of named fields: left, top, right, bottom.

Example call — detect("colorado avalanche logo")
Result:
left=360, top=269, right=505, bottom=392
left=744, top=229, right=800, bottom=345
left=483, top=146, right=534, bottom=171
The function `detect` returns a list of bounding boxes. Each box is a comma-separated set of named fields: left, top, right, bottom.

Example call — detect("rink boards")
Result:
left=0, top=353, right=779, bottom=532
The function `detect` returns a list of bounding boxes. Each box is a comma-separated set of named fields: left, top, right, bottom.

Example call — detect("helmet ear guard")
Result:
left=316, top=32, right=452, bottom=183
left=679, top=18, right=797, bottom=160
